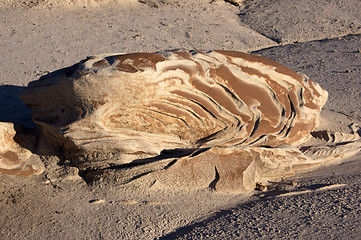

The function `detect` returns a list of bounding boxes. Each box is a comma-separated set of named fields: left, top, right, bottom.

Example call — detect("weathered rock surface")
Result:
left=150, top=124, right=361, bottom=193
left=0, top=122, right=44, bottom=176
left=21, top=50, right=327, bottom=166
left=20, top=50, right=353, bottom=193
left=151, top=146, right=314, bottom=193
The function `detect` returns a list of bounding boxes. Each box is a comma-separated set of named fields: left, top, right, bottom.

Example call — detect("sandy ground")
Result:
left=0, top=0, right=360, bottom=239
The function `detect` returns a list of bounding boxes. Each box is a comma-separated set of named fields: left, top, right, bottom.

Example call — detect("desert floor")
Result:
left=1, top=0, right=361, bottom=239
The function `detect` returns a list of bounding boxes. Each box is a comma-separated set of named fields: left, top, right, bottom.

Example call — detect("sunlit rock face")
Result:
left=20, top=50, right=328, bottom=171
left=0, top=122, right=44, bottom=176
left=151, top=145, right=318, bottom=193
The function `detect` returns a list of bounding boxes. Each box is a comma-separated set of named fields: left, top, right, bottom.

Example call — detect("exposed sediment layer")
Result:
left=20, top=50, right=328, bottom=167
left=18, top=50, right=359, bottom=193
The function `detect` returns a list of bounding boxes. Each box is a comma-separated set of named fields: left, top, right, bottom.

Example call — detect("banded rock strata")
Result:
left=19, top=50, right=358, bottom=193
left=0, top=122, right=44, bottom=176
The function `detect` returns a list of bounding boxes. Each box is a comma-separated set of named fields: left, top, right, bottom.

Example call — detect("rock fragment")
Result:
left=0, top=122, right=44, bottom=176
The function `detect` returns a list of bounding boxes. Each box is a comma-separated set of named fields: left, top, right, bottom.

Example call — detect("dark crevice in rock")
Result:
left=163, top=159, right=178, bottom=170
left=195, top=128, right=226, bottom=146
left=208, top=166, right=220, bottom=191
left=311, top=130, right=330, bottom=142
left=119, top=171, right=155, bottom=185
left=190, top=147, right=210, bottom=157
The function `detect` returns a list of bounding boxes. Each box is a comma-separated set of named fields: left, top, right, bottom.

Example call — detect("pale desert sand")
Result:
left=0, top=0, right=360, bottom=239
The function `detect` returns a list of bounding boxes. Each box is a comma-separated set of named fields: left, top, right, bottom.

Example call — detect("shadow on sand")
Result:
left=0, top=85, right=35, bottom=128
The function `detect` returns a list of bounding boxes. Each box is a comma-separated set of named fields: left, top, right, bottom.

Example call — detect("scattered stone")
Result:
left=89, top=199, right=106, bottom=204
left=0, top=122, right=44, bottom=176
left=255, top=182, right=267, bottom=192
left=224, top=0, right=243, bottom=6
left=113, top=200, right=138, bottom=205
left=290, top=180, right=298, bottom=187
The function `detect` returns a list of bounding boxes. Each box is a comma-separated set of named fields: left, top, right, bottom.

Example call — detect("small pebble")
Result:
left=255, top=182, right=267, bottom=192
left=290, top=181, right=298, bottom=186
left=89, top=199, right=106, bottom=204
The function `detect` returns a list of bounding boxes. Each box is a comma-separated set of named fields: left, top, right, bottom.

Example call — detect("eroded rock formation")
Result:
left=20, top=50, right=327, bottom=166
left=0, top=122, right=44, bottom=176
left=19, top=50, right=358, bottom=193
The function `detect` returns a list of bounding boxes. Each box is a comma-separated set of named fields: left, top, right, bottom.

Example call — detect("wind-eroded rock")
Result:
left=152, top=146, right=315, bottom=193
left=19, top=50, right=340, bottom=192
left=0, top=122, right=44, bottom=176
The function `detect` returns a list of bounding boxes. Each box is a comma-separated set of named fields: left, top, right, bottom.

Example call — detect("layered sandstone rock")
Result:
left=0, top=122, right=44, bottom=176
left=19, top=50, right=337, bottom=192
